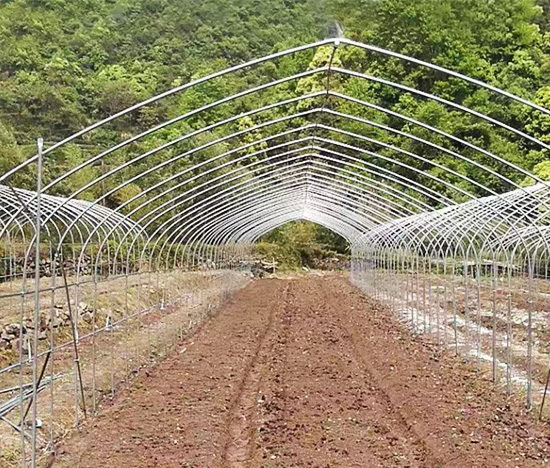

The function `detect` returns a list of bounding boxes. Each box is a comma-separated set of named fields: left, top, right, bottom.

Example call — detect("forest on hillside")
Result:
left=2, top=0, right=550, bottom=262
left=2, top=0, right=550, bottom=187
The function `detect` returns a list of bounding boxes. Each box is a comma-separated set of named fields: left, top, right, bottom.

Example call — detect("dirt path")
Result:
left=53, top=274, right=550, bottom=468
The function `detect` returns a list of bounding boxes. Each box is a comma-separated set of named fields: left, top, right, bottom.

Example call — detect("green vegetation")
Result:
left=0, top=0, right=324, bottom=142
left=1, top=0, right=550, bottom=264
left=256, top=221, right=348, bottom=270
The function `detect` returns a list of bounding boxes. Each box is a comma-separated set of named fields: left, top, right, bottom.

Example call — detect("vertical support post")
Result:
left=91, top=270, right=98, bottom=415
left=443, top=258, right=448, bottom=346
left=491, top=260, right=498, bottom=383
left=30, top=137, right=44, bottom=468
left=527, top=260, right=534, bottom=409
left=475, top=262, right=482, bottom=370
left=452, top=271, right=458, bottom=356
left=463, top=262, right=470, bottom=360
left=422, top=253, right=428, bottom=335
left=48, top=250, right=56, bottom=453
left=506, top=287, right=513, bottom=395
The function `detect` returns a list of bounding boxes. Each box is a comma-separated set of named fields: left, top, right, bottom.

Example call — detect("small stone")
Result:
left=0, top=339, right=11, bottom=350
left=82, top=312, right=93, bottom=324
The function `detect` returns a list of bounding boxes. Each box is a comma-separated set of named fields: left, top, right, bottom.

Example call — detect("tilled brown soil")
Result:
left=52, top=274, right=550, bottom=468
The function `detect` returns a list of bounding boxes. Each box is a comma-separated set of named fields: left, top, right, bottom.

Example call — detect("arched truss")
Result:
left=1, top=36, right=550, bottom=373
left=3, top=37, right=550, bottom=461
left=2, top=37, right=550, bottom=274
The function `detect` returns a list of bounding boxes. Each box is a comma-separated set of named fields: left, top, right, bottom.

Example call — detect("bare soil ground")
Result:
left=0, top=271, right=247, bottom=466
left=51, top=274, right=550, bottom=468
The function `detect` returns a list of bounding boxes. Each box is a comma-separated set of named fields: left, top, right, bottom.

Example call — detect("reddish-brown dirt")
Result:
left=52, top=274, right=550, bottom=468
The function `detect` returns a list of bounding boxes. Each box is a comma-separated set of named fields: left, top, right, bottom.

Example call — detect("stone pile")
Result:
left=11, top=255, right=94, bottom=278
left=311, top=255, right=351, bottom=271
left=0, top=323, right=25, bottom=351
left=0, top=302, right=95, bottom=351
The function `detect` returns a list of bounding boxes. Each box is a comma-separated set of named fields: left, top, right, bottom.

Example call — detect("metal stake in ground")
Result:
left=539, top=362, right=550, bottom=421
left=60, top=255, right=87, bottom=419
left=23, top=351, right=51, bottom=424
